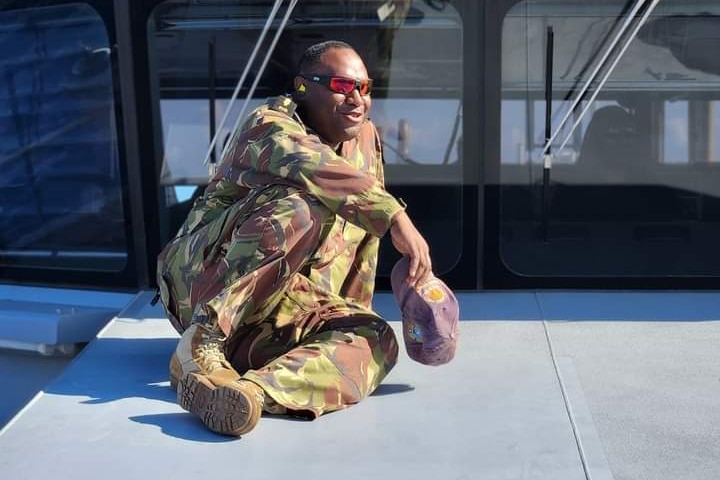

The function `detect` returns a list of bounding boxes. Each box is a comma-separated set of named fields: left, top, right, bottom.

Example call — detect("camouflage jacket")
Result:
left=161, top=96, right=404, bottom=312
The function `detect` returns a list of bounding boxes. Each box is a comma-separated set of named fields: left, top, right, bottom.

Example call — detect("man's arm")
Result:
left=221, top=109, right=404, bottom=238
left=222, top=107, right=431, bottom=286
left=389, top=210, right=431, bottom=287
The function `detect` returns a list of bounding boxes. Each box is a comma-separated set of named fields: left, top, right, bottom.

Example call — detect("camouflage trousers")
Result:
left=160, top=185, right=398, bottom=418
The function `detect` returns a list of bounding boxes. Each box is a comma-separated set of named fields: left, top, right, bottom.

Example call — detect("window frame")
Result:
left=484, top=0, right=720, bottom=289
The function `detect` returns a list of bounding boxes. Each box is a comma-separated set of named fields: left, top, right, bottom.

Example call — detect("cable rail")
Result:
left=539, top=0, right=662, bottom=242
left=540, top=0, right=660, bottom=159
left=219, top=0, right=299, bottom=165
left=200, top=0, right=297, bottom=175
left=554, top=0, right=661, bottom=155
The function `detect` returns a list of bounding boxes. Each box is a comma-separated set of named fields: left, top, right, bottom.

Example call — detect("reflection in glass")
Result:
left=0, top=4, right=126, bottom=272
left=500, top=1, right=720, bottom=277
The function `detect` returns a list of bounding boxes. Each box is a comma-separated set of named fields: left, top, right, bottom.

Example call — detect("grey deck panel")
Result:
left=0, top=292, right=587, bottom=480
left=4, top=290, right=720, bottom=480
left=548, top=321, right=720, bottom=480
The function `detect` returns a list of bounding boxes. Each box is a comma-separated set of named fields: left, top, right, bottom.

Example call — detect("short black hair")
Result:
left=297, top=40, right=355, bottom=74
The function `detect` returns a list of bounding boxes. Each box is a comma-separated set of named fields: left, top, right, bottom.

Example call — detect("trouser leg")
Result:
left=166, top=185, right=396, bottom=419
left=166, top=186, right=332, bottom=379
left=167, top=187, right=338, bottom=435
left=191, top=186, right=335, bottom=336
left=227, top=275, right=399, bottom=419
left=243, top=317, right=398, bottom=418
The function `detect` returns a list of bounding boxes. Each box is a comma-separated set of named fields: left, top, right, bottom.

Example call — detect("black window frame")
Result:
left=483, top=0, right=720, bottom=289
left=0, top=0, right=144, bottom=290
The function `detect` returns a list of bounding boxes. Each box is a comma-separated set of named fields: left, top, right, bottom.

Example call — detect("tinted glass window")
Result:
left=500, top=0, right=720, bottom=277
left=148, top=0, right=464, bottom=276
left=0, top=3, right=127, bottom=272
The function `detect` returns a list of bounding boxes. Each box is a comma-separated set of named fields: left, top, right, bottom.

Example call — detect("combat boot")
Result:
left=177, top=373, right=265, bottom=436
left=169, top=323, right=240, bottom=389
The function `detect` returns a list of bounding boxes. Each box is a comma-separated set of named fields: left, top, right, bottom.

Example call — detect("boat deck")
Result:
left=1, top=290, right=719, bottom=480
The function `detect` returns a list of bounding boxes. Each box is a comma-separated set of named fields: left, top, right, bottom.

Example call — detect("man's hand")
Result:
left=390, top=211, right=432, bottom=288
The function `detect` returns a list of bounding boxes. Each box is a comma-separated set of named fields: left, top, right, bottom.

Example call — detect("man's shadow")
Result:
left=371, top=383, right=415, bottom=396
left=43, top=337, right=229, bottom=442
left=45, top=336, right=415, bottom=441
left=44, top=337, right=179, bottom=405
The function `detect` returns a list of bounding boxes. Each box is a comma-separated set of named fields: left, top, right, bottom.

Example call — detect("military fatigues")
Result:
left=157, top=97, right=405, bottom=418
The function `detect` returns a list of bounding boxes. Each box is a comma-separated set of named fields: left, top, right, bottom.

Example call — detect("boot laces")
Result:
left=195, top=331, right=232, bottom=372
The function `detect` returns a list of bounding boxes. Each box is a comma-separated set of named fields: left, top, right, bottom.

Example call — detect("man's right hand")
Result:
left=390, top=210, right=432, bottom=288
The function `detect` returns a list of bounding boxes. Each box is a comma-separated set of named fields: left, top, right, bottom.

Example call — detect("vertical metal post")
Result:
left=208, top=37, right=217, bottom=167
left=542, top=26, right=554, bottom=242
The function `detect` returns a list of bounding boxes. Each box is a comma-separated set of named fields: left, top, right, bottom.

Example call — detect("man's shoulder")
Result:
left=266, top=96, right=297, bottom=117
left=245, top=96, right=306, bottom=134
left=251, top=96, right=298, bottom=121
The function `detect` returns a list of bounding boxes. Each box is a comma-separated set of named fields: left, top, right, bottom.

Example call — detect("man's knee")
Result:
left=282, top=192, right=332, bottom=231
left=263, top=191, right=333, bottom=254
left=331, top=316, right=399, bottom=370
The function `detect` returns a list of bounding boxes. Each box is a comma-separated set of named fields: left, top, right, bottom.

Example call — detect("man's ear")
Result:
left=293, top=76, right=306, bottom=95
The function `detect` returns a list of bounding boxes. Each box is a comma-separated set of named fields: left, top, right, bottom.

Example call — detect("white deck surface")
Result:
left=2, top=290, right=720, bottom=480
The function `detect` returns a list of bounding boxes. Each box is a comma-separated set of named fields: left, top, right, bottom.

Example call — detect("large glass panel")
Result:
left=148, top=0, right=463, bottom=276
left=0, top=3, right=127, bottom=272
left=500, top=0, right=720, bottom=277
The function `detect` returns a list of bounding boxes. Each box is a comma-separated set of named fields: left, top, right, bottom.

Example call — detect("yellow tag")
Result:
left=419, top=279, right=445, bottom=303
left=270, top=96, right=296, bottom=116
left=426, top=288, right=445, bottom=302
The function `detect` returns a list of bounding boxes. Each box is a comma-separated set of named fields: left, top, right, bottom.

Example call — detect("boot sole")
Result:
left=177, top=373, right=261, bottom=436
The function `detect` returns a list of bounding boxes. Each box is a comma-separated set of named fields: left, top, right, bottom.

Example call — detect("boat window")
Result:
left=148, top=0, right=465, bottom=277
left=0, top=3, right=127, bottom=273
left=499, top=0, right=720, bottom=277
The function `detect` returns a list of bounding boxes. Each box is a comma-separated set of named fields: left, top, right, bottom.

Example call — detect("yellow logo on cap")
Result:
left=426, top=287, right=445, bottom=302
left=419, top=279, right=445, bottom=303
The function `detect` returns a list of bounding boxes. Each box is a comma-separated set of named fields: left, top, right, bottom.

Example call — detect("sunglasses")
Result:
left=303, top=74, right=373, bottom=96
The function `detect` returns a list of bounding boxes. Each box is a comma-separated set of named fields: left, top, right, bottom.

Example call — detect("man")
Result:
left=156, top=40, right=432, bottom=436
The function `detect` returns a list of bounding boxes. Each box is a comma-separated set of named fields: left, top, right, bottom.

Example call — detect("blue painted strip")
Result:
left=0, top=284, right=135, bottom=309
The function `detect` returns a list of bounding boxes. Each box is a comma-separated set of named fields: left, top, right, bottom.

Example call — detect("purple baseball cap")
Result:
left=391, top=257, right=459, bottom=366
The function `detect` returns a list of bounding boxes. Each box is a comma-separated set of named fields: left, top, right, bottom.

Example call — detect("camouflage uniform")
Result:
left=157, top=96, right=404, bottom=418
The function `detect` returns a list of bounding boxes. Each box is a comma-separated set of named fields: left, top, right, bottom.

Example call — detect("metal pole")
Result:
left=556, top=0, right=661, bottom=153
left=201, top=0, right=285, bottom=169
left=220, top=0, right=299, bottom=161
left=208, top=37, right=217, bottom=165
left=541, top=0, right=648, bottom=156
left=541, top=26, right=554, bottom=242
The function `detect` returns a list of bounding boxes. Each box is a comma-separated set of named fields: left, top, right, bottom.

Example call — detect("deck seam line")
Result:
left=535, top=293, right=592, bottom=480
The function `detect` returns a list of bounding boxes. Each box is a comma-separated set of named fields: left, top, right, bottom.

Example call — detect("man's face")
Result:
left=295, top=48, right=372, bottom=146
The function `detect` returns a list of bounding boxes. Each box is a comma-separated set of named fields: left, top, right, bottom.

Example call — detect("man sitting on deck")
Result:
left=156, top=40, right=432, bottom=436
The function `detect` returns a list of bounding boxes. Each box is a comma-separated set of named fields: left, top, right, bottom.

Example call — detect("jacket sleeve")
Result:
left=174, top=179, right=248, bottom=238
left=221, top=109, right=405, bottom=238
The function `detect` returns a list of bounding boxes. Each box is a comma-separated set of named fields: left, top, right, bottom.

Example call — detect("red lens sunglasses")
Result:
left=304, top=75, right=373, bottom=96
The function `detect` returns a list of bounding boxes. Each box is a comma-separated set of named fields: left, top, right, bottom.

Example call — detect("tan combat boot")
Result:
left=173, top=349, right=286, bottom=416
left=169, top=323, right=239, bottom=389
left=172, top=323, right=264, bottom=436
left=178, top=373, right=265, bottom=436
